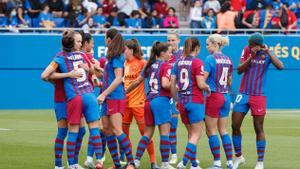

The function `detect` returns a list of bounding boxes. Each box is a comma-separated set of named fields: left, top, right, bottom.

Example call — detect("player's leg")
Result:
left=120, top=107, right=133, bottom=164
left=169, top=99, right=179, bottom=165
left=54, top=102, right=68, bottom=169
left=74, top=118, right=86, bottom=167
left=218, top=94, right=233, bottom=169
left=133, top=107, right=158, bottom=169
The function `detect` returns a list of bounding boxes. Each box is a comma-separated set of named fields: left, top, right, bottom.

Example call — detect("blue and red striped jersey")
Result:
left=172, top=56, right=205, bottom=104
left=142, top=60, right=171, bottom=100
left=53, top=51, right=94, bottom=101
left=239, top=46, right=272, bottom=96
left=169, top=49, right=183, bottom=66
left=102, top=55, right=125, bottom=100
left=204, top=52, right=233, bottom=93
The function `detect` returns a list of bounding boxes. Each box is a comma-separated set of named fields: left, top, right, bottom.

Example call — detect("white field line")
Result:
left=0, top=128, right=12, bottom=131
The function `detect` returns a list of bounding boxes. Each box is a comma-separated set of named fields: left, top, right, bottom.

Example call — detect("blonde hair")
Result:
left=207, top=34, right=229, bottom=48
left=167, top=30, right=180, bottom=39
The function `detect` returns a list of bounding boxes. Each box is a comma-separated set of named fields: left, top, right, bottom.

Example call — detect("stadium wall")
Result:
left=0, top=34, right=299, bottom=109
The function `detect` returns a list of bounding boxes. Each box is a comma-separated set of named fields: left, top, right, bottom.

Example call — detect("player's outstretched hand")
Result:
left=68, top=70, right=83, bottom=78
left=97, top=94, right=106, bottom=105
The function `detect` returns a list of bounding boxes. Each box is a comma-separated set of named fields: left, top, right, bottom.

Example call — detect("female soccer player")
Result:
left=42, top=31, right=104, bottom=169
left=232, top=33, right=284, bottom=169
left=204, top=34, right=233, bottom=169
left=97, top=28, right=134, bottom=169
left=121, top=38, right=159, bottom=169
left=167, top=31, right=183, bottom=164
left=171, top=37, right=210, bottom=169
left=126, top=41, right=174, bottom=169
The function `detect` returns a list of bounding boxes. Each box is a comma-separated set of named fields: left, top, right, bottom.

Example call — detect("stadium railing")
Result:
left=0, top=27, right=300, bottom=35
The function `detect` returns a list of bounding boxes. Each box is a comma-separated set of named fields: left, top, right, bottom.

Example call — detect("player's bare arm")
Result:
left=196, top=75, right=211, bottom=96
left=125, top=75, right=144, bottom=94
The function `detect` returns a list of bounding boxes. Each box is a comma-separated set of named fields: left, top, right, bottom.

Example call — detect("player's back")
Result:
left=205, top=53, right=232, bottom=93
left=173, top=56, right=204, bottom=104
left=145, top=60, right=171, bottom=100
left=54, top=51, right=94, bottom=101
left=169, top=49, right=183, bottom=65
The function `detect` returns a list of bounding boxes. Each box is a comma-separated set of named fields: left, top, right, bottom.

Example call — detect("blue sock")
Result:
left=117, top=133, right=134, bottom=162
left=160, top=135, right=170, bottom=163
left=232, top=135, right=242, bottom=157
left=87, top=136, right=94, bottom=157
left=135, top=136, right=150, bottom=160
left=90, top=128, right=103, bottom=160
left=190, top=143, right=198, bottom=167
left=170, top=116, right=178, bottom=154
left=100, top=130, right=106, bottom=155
left=256, top=140, right=266, bottom=162
left=107, top=135, right=121, bottom=168
left=74, top=127, right=86, bottom=163
left=209, top=135, right=221, bottom=161
left=182, top=142, right=195, bottom=166
left=54, top=127, right=68, bottom=167
left=221, top=134, right=233, bottom=161
left=67, top=132, right=78, bottom=166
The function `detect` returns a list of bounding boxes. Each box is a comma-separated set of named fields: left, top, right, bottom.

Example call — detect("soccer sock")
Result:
left=189, top=143, right=198, bottom=167
left=182, top=142, right=195, bottom=166
left=117, top=133, right=134, bottom=162
left=54, top=127, right=68, bottom=167
left=135, top=136, right=150, bottom=160
left=256, top=140, right=266, bottom=162
left=232, top=135, right=242, bottom=157
left=221, top=134, right=233, bottom=162
left=89, top=128, right=103, bottom=160
left=107, top=135, right=121, bottom=168
left=100, top=130, right=106, bottom=156
left=136, top=123, right=156, bottom=163
left=209, top=135, right=221, bottom=162
left=160, top=135, right=170, bottom=163
left=170, top=116, right=178, bottom=155
left=67, top=132, right=78, bottom=166
left=74, top=127, right=86, bottom=163
left=87, top=136, right=94, bottom=158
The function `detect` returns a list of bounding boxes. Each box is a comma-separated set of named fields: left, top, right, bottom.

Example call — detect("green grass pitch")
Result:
left=0, top=110, right=299, bottom=169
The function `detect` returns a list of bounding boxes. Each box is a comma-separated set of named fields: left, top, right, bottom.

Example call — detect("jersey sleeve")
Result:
left=53, top=56, right=64, bottom=68
left=171, top=61, right=178, bottom=76
left=240, top=46, right=250, bottom=62
left=193, top=59, right=205, bottom=76
left=204, top=55, right=214, bottom=74
left=50, top=61, right=58, bottom=69
left=112, top=56, right=125, bottom=69
left=161, top=63, right=171, bottom=80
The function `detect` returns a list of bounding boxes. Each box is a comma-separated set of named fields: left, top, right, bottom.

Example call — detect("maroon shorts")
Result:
left=106, top=99, right=126, bottom=116
left=67, top=95, right=83, bottom=125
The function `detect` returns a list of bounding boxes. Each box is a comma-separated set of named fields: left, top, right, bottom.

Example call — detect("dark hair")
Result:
left=106, top=28, right=124, bottom=60
left=168, top=7, right=176, bottom=13
left=220, top=1, right=231, bottom=13
left=183, top=37, right=200, bottom=57
left=78, top=30, right=93, bottom=47
left=62, top=31, right=75, bottom=52
left=143, top=41, right=169, bottom=76
left=111, top=7, right=118, bottom=13
left=131, top=10, right=141, bottom=17
left=125, top=38, right=143, bottom=59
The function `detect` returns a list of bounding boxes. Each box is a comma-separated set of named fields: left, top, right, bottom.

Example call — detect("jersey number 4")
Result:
left=219, top=67, right=229, bottom=88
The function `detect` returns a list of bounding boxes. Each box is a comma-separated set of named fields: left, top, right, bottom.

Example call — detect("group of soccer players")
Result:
left=41, top=29, right=284, bottom=169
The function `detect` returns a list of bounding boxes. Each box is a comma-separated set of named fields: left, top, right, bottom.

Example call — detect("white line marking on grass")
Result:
left=0, top=128, right=12, bottom=131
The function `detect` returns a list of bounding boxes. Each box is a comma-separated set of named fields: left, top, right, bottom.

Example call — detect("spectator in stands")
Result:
left=151, top=9, right=163, bottom=28
left=141, top=7, right=157, bottom=28
left=9, top=8, right=18, bottom=27
left=77, top=7, right=90, bottom=27
left=16, top=2, right=31, bottom=27
left=257, top=4, right=274, bottom=29
left=65, top=0, right=82, bottom=27
left=203, top=0, right=221, bottom=13
left=154, top=0, right=168, bottom=18
left=231, top=0, right=246, bottom=12
left=190, top=0, right=203, bottom=34
left=271, top=4, right=297, bottom=32
left=39, top=3, right=56, bottom=28
left=24, top=0, right=42, bottom=27
left=126, top=10, right=142, bottom=28
left=82, top=0, right=98, bottom=14
left=163, top=7, right=179, bottom=28
left=180, top=0, right=193, bottom=21
left=217, top=1, right=237, bottom=33
left=46, top=0, right=64, bottom=18
left=0, top=1, right=8, bottom=27
left=102, top=0, right=116, bottom=17
left=201, top=8, right=217, bottom=33
left=116, top=0, right=138, bottom=26
left=272, top=0, right=282, bottom=11
left=106, top=7, right=120, bottom=27
left=93, top=6, right=107, bottom=28
left=242, top=9, right=259, bottom=28
left=246, top=0, right=268, bottom=10
left=82, top=17, right=97, bottom=33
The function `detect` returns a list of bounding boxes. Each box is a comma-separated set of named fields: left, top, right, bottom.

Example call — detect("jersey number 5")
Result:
left=73, top=61, right=87, bottom=82
left=219, top=67, right=229, bottom=88
left=180, top=68, right=189, bottom=90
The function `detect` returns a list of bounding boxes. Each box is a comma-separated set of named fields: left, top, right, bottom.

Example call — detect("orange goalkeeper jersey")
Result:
left=124, top=57, right=146, bottom=107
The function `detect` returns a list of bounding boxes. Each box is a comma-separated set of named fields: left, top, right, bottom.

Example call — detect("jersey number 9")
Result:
left=180, top=68, right=189, bottom=90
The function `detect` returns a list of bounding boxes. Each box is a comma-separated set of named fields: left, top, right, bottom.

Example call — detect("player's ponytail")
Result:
left=207, top=34, right=229, bottom=50
left=183, top=37, right=200, bottom=57
left=106, top=28, right=125, bottom=60
left=62, top=30, right=75, bottom=52
left=125, top=38, right=143, bottom=59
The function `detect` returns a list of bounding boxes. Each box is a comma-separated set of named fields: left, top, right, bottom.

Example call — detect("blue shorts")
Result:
left=178, top=102, right=205, bottom=124
left=170, top=98, right=179, bottom=115
left=54, top=102, right=67, bottom=121
left=233, top=93, right=266, bottom=116
left=82, top=93, right=100, bottom=123
left=144, top=97, right=171, bottom=126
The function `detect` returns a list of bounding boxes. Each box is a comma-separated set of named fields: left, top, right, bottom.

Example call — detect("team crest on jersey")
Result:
left=260, top=54, right=266, bottom=59
left=130, top=65, right=138, bottom=72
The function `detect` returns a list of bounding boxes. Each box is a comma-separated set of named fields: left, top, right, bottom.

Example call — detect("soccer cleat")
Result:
left=254, top=162, right=264, bottom=169
left=227, top=161, right=233, bottom=169
left=177, top=161, right=186, bottom=169
left=84, top=160, right=95, bottom=169
left=207, top=165, right=222, bottom=169
left=233, top=156, right=246, bottom=169
left=134, top=160, right=141, bottom=169
left=75, top=164, right=84, bottom=169
left=196, top=160, right=200, bottom=165
left=55, top=166, right=64, bottom=169
left=68, top=165, right=77, bottom=169
left=151, top=163, right=160, bottom=169
left=95, top=160, right=104, bottom=169
left=120, top=160, right=127, bottom=165
left=169, top=154, right=178, bottom=164
left=161, top=162, right=175, bottom=169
